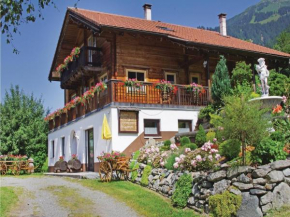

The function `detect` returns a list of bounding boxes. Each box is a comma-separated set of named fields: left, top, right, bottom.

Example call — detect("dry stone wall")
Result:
left=130, top=160, right=290, bottom=216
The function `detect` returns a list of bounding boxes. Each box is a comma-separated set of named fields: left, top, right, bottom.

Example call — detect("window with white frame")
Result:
left=126, top=69, right=146, bottom=93
left=61, top=137, right=65, bottom=157
left=144, top=119, right=160, bottom=136
left=51, top=140, right=55, bottom=158
left=127, top=70, right=146, bottom=81
left=165, top=72, right=176, bottom=84
left=178, top=120, right=192, bottom=133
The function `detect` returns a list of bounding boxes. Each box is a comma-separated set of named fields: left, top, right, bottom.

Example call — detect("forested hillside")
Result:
left=199, top=0, right=290, bottom=47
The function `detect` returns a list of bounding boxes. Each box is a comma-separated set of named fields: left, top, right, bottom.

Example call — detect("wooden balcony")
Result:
left=60, top=46, right=102, bottom=89
left=49, top=80, right=209, bottom=131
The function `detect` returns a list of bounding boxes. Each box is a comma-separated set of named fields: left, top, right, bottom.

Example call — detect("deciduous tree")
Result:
left=0, top=85, right=49, bottom=170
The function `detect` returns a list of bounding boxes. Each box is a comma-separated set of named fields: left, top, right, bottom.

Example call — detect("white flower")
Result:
left=185, top=148, right=191, bottom=153
left=180, top=154, right=186, bottom=160
left=215, top=154, right=221, bottom=160
left=173, top=162, right=179, bottom=168
left=160, top=161, right=165, bottom=167
left=175, top=157, right=181, bottom=163
left=191, top=160, right=197, bottom=167
left=208, top=155, right=213, bottom=161
left=170, top=144, right=178, bottom=150
left=196, top=155, right=202, bottom=162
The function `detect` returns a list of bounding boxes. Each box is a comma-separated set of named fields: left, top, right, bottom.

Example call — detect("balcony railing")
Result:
left=61, top=46, right=102, bottom=89
left=49, top=80, right=209, bottom=130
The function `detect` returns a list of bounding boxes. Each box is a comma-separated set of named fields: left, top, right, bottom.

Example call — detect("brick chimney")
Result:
left=218, top=13, right=227, bottom=36
left=143, top=4, right=152, bottom=20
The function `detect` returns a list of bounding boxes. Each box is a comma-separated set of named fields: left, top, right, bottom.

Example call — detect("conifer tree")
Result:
left=211, top=55, right=232, bottom=106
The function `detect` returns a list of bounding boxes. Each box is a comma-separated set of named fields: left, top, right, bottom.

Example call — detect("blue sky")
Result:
left=1, top=0, right=260, bottom=112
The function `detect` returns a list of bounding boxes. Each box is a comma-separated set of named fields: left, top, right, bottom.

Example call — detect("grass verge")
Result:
left=68, top=179, right=201, bottom=217
left=45, top=186, right=95, bottom=217
left=0, top=187, right=23, bottom=217
left=266, top=205, right=290, bottom=217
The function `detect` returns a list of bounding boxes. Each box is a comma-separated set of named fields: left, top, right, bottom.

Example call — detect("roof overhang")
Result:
left=48, top=9, right=101, bottom=81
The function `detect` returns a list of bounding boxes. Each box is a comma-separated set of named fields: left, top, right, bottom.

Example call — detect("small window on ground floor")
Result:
left=178, top=120, right=192, bottom=133
left=144, top=119, right=160, bottom=136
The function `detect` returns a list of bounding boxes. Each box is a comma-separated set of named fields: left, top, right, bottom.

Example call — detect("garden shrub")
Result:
left=206, top=131, right=216, bottom=142
left=165, top=153, right=179, bottom=170
left=174, top=141, right=220, bottom=171
left=219, top=139, right=241, bottom=160
left=41, top=157, right=48, bottom=172
left=130, top=150, right=140, bottom=169
left=140, top=165, right=152, bottom=186
left=184, top=143, right=197, bottom=150
left=209, top=190, right=242, bottom=217
left=251, top=138, right=287, bottom=165
left=180, top=137, right=190, bottom=146
left=198, top=104, right=215, bottom=120
left=270, top=131, right=285, bottom=143
left=250, top=92, right=260, bottom=99
left=231, top=61, right=252, bottom=87
left=171, top=174, right=193, bottom=208
left=195, top=125, right=206, bottom=147
left=163, top=140, right=171, bottom=148
left=131, top=163, right=139, bottom=181
left=268, top=70, right=290, bottom=96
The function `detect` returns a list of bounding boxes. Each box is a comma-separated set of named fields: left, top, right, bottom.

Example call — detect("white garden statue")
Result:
left=255, top=58, right=270, bottom=97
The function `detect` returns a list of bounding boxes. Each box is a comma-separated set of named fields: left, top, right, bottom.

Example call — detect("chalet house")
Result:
left=47, top=4, right=290, bottom=172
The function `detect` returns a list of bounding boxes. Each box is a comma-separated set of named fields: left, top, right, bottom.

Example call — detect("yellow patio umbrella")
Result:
left=102, top=114, right=112, bottom=140
left=102, top=114, right=112, bottom=152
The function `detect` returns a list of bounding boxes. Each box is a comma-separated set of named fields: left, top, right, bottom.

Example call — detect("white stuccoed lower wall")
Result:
left=48, top=106, right=200, bottom=167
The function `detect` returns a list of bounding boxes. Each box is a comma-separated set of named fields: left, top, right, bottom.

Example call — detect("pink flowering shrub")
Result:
left=173, top=141, right=220, bottom=171
left=138, top=144, right=179, bottom=168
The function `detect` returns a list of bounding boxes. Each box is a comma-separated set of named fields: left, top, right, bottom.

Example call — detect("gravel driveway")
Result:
left=1, top=176, right=139, bottom=217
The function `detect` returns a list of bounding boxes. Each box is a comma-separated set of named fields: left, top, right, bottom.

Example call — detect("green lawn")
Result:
left=68, top=179, right=201, bottom=217
left=266, top=206, right=290, bottom=217
left=0, top=187, right=22, bottom=217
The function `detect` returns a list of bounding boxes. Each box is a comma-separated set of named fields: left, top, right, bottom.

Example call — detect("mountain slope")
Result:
left=202, top=0, right=290, bottom=47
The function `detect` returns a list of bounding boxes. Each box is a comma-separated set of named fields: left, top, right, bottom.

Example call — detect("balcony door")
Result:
left=86, top=128, right=94, bottom=171
left=88, top=36, right=97, bottom=65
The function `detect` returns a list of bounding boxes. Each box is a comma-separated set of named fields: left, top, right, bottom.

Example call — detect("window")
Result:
left=144, top=119, right=160, bottom=136
left=127, top=70, right=145, bottom=81
left=88, top=36, right=97, bottom=64
left=126, top=69, right=146, bottom=93
left=61, top=137, right=65, bottom=157
left=165, top=72, right=176, bottom=84
left=178, top=120, right=192, bottom=133
left=191, top=77, right=199, bottom=84
left=99, top=73, right=108, bottom=82
left=190, top=73, right=201, bottom=84
left=51, top=140, right=55, bottom=158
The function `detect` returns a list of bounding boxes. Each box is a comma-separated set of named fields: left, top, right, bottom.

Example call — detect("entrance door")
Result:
left=86, top=128, right=94, bottom=171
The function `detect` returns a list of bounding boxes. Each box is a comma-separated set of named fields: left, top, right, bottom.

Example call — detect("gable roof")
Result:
left=68, top=7, right=290, bottom=58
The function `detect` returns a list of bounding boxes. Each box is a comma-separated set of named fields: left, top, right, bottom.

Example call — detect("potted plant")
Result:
left=155, top=80, right=177, bottom=103
left=123, top=79, right=143, bottom=89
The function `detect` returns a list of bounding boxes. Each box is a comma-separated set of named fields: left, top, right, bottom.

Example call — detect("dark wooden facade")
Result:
left=48, top=10, right=289, bottom=130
